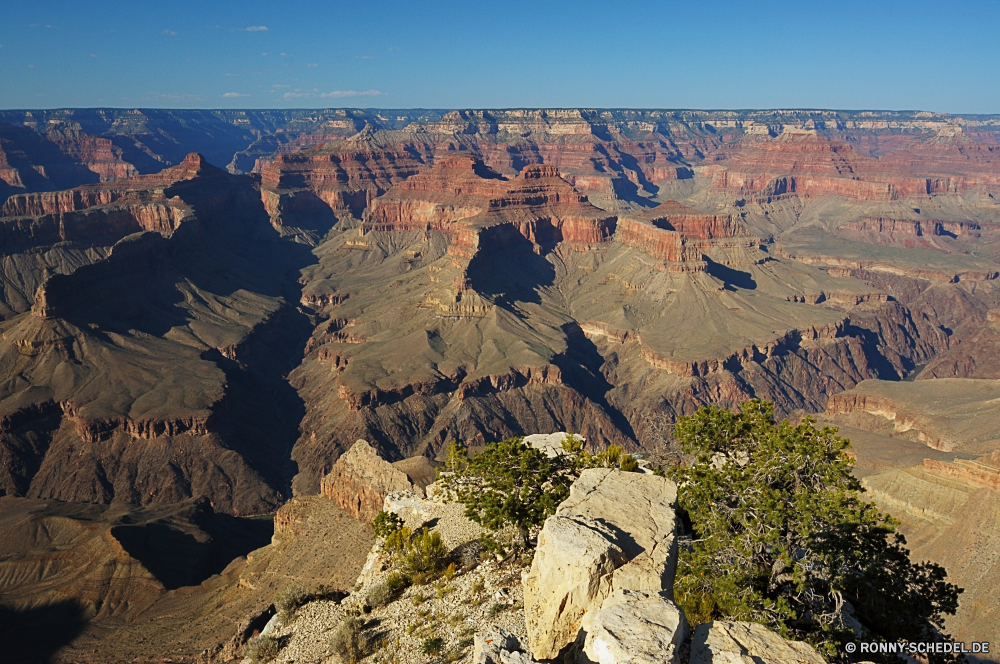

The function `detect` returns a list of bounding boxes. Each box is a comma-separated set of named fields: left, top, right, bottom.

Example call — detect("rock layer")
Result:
left=319, top=439, right=419, bottom=521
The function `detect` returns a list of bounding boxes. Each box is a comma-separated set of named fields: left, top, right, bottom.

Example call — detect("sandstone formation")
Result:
left=825, top=378, right=1000, bottom=454
left=689, top=621, right=826, bottom=664
left=705, top=129, right=958, bottom=202
left=523, top=431, right=583, bottom=458
left=319, top=439, right=421, bottom=521
left=523, top=468, right=678, bottom=660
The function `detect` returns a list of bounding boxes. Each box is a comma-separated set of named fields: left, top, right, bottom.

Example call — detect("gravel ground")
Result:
left=263, top=494, right=530, bottom=664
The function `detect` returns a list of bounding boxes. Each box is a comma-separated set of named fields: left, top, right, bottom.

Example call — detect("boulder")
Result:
left=320, top=440, right=417, bottom=521
left=582, top=589, right=687, bottom=664
left=474, top=626, right=531, bottom=664
left=523, top=468, right=678, bottom=660
left=559, top=468, right=679, bottom=594
left=523, top=516, right=626, bottom=659
left=523, top=432, right=583, bottom=458
left=690, top=621, right=826, bottom=664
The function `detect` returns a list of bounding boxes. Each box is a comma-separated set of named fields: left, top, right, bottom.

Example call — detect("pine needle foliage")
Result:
left=440, top=437, right=577, bottom=545
left=441, top=435, right=640, bottom=548
left=371, top=510, right=404, bottom=539
left=669, top=400, right=963, bottom=664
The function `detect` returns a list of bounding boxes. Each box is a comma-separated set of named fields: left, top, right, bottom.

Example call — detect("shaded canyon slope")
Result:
left=0, top=153, right=317, bottom=516
left=0, top=108, right=998, bottom=661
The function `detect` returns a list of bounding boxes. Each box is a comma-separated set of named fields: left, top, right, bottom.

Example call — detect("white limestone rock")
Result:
left=523, top=469, right=679, bottom=660
left=689, top=621, right=826, bottom=664
left=582, top=589, right=687, bottom=664
left=474, top=625, right=523, bottom=664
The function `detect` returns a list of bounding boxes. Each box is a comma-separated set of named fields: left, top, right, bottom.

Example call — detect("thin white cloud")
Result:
left=272, top=84, right=292, bottom=89
left=224, top=73, right=239, bottom=77
left=306, top=63, right=318, bottom=68
left=222, top=92, right=250, bottom=98
left=283, top=89, right=383, bottom=99
left=147, top=92, right=204, bottom=103
left=162, top=29, right=177, bottom=36
left=244, top=26, right=269, bottom=32
left=355, top=55, right=375, bottom=60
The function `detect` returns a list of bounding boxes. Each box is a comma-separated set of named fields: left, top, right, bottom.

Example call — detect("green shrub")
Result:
left=670, top=400, right=963, bottom=663
left=384, top=525, right=412, bottom=556
left=598, top=444, right=623, bottom=467
left=366, top=571, right=411, bottom=608
left=274, top=584, right=311, bottom=621
left=242, top=635, right=283, bottom=664
left=421, top=637, right=444, bottom=656
left=371, top=510, right=404, bottom=539
left=385, top=571, right=411, bottom=593
left=402, top=528, right=450, bottom=583
left=619, top=453, right=639, bottom=473
left=366, top=581, right=394, bottom=608
left=488, top=602, right=505, bottom=617
left=439, top=437, right=585, bottom=548
left=330, top=616, right=369, bottom=663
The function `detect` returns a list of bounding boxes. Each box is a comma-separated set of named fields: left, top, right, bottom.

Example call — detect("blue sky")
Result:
left=1, top=0, right=998, bottom=112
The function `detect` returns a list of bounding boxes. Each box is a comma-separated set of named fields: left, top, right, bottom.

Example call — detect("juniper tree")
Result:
left=669, top=400, right=962, bottom=663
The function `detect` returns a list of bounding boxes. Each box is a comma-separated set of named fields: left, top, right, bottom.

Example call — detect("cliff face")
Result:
left=257, top=139, right=430, bottom=227
left=706, top=130, right=963, bottom=202
left=319, top=439, right=418, bottom=521
left=0, top=153, right=319, bottom=516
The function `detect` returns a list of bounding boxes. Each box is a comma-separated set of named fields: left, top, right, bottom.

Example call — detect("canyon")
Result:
left=0, top=107, right=998, bottom=662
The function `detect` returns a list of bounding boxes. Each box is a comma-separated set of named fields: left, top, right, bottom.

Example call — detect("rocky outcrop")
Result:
left=523, top=468, right=678, bottom=660
left=689, top=621, right=826, bottom=664
left=319, top=439, right=419, bottom=521
left=842, top=217, right=980, bottom=238
left=582, top=588, right=687, bottom=664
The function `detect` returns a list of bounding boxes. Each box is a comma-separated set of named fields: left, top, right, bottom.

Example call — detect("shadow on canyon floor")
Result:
left=0, top=601, right=88, bottom=664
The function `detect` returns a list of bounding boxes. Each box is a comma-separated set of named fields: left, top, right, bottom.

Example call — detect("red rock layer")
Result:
left=836, top=216, right=983, bottom=250
left=880, top=131, right=1000, bottom=189
left=319, top=439, right=415, bottom=521
left=364, top=154, right=506, bottom=231
left=614, top=200, right=755, bottom=267
left=0, top=154, right=218, bottom=252
left=709, top=131, right=957, bottom=201
left=481, top=164, right=617, bottom=244
left=921, top=452, right=1000, bottom=490
left=614, top=218, right=699, bottom=263
left=366, top=157, right=616, bottom=246
left=257, top=139, right=430, bottom=218
left=842, top=217, right=981, bottom=237
left=44, top=125, right=138, bottom=182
